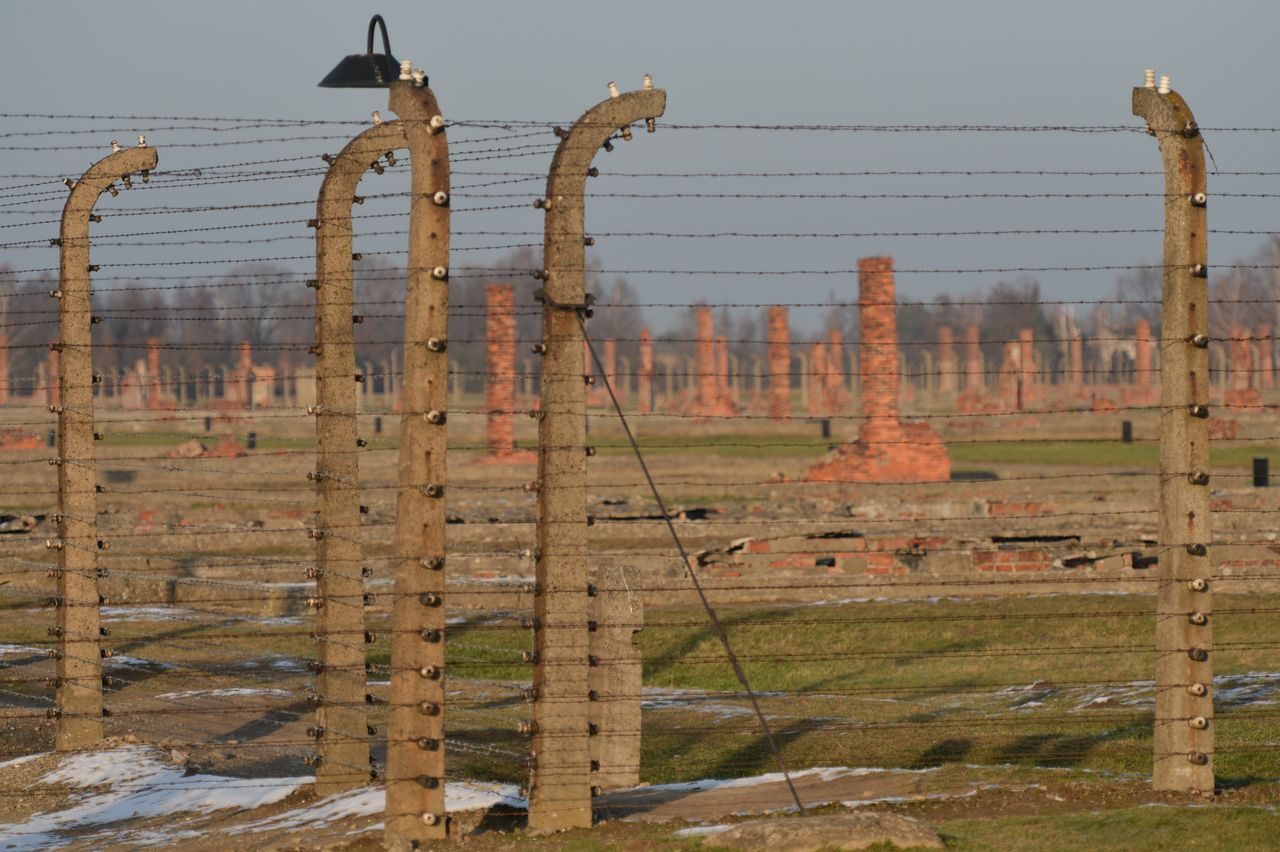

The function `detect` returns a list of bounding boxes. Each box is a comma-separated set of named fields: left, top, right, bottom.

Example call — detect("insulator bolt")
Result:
left=430, top=266, right=448, bottom=280
left=429, top=114, right=446, bottom=132
left=1190, top=191, right=1207, bottom=207
left=1187, top=471, right=1209, bottom=486
left=1187, top=682, right=1209, bottom=697
left=1188, top=612, right=1208, bottom=626
left=1188, top=578, right=1209, bottom=592
left=425, top=409, right=446, bottom=425
left=432, top=191, right=449, bottom=206
left=1189, top=333, right=1209, bottom=348
left=1188, top=716, right=1209, bottom=730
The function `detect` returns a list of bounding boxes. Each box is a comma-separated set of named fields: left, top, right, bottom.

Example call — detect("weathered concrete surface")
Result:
left=1133, top=83, right=1214, bottom=793
left=709, top=813, right=943, bottom=850
left=530, top=83, right=665, bottom=831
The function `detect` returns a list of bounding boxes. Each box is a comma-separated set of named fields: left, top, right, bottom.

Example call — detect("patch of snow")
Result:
left=0, top=643, right=44, bottom=657
left=154, top=687, right=293, bottom=702
left=0, top=746, right=307, bottom=850
left=841, top=787, right=979, bottom=808
left=104, top=654, right=170, bottom=670
left=100, top=606, right=198, bottom=623
left=232, top=781, right=524, bottom=834
left=0, top=752, right=43, bottom=770
left=674, top=824, right=732, bottom=837
left=633, top=766, right=929, bottom=797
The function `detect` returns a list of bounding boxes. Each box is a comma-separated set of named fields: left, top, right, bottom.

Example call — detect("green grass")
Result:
left=949, top=441, right=1278, bottom=469
left=940, top=805, right=1280, bottom=850
left=364, top=594, right=1280, bottom=785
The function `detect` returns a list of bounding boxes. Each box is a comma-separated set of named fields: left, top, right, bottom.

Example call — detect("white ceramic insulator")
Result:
left=400, top=60, right=413, bottom=81
left=429, top=114, right=445, bottom=131
left=137, top=135, right=146, bottom=148
left=412, top=68, right=425, bottom=86
left=372, top=110, right=382, bottom=126
left=1144, top=69, right=1156, bottom=88
left=608, top=81, right=620, bottom=98
left=111, top=140, right=121, bottom=153
left=1158, top=75, right=1171, bottom=94
left=643, top=73, right=653, bottom=90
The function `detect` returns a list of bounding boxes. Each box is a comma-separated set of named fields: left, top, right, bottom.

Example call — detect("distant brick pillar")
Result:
left=482, top=284, right=535, bottom=464
left=638, top=329, right=653, bottom=414
left=809, top=256, right=948, bottom=482
left=1134, top=319, right=1153, bottom=387
left=1070, top=332, right=1084, bottom=390
left=46, top=349, right=60, bottom=408
left=0, top=333, right=8, bottom=404
left=1018, top=328, right=1037, bottom=405
left=937, top=326, right=957, bottom=393
left=767, top=306, right=791, bottom=419
left=716, top=337, right=730, bottom=409
left=1256, top=323, right=1273, bottom=389
left=1229, top=326, right=1251, bottom=391
left=808, top=341, right=826, bottom=417
left=695, top=306, right=717, bottom=413
left=236, top=340, right=253, bottom=409
left=963, top=324, right=983, bottom=392
left=997, top=342, right=1019, bottom=408
left=825, top=329, right=845, bottom=411
left=146, top=338, right=164, bottom=409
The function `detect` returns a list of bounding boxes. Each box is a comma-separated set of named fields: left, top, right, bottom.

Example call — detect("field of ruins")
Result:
left=5, top=5, right=1280, bottom=846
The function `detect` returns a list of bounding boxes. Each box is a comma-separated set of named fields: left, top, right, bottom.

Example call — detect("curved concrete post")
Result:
left=387, top=81, right=451, bottom=843
left=312, top=118, right=407, bottom=793
left=54, top=143, right=157, bottom=750
left=1134, top=79, right=1212, bottom=792
left=531, top=82, right=666, bottom=831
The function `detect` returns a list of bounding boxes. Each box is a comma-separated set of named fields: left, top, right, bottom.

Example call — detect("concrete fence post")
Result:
left=386, top=80, right=452, bottom=844
left=588, top=565, right=643, bottom=790
left=1133, top=75, right=1213, bottom=792
left=530, top=80, right=666, bottom=832
left=52, top=141, right=157, bottom=750
left=310, top=117, right=407, bottom=793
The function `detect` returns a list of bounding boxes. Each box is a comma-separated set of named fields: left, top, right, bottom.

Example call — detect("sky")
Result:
left=1, top=0, right=1278, bottom=332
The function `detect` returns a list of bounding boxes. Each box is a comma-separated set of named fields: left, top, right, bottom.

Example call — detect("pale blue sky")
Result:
left=2, top=0, right=1278, bottom=329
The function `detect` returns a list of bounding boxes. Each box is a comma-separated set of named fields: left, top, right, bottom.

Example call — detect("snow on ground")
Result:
left=230, top=781, right=525, bottom=834
left=0, top=643, right=44, bottom=657
left=0, top=746, right=308, bottom=850
left=632, top=765, right=931, bottom=797
left=153, top=687, right=294, bottom=701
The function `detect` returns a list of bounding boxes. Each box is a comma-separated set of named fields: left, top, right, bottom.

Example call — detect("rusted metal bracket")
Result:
left=54, top=142, right=157, bottom=750
left=312, top=119, right=407, bottom=793
left=529, top=80, right=666, bottom=832
left=1133, top=75, right=1213, bottom=793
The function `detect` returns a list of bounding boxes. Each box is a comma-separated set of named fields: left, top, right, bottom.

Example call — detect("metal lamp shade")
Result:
left=318, top=14, right=402, bottom=88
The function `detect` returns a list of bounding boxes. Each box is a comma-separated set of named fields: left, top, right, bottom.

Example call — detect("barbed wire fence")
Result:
left=1, top=77, right=1279, bottom=844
